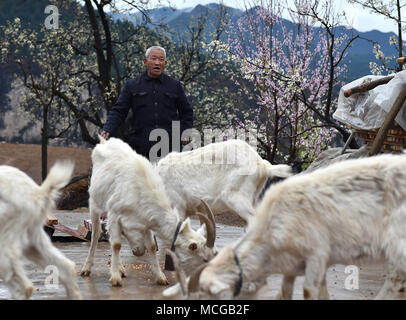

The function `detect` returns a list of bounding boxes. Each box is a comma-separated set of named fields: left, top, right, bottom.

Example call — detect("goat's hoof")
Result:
left=25, top=285, right=34, bottom=299
left=120, top=268, right=127, bottom=278
left=68, top=291, right=83, bottom=300
left=157, top=278, right=169, bottom=286
left=80, top=269, right=91, bottom=277
left=110, top=275, right=123, bottom=287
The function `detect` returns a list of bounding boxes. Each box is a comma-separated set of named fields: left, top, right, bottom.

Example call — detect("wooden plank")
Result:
left=77, top=224, right=91, bottom=240
left=51, top=223, right=88, bottom=241
left=81, top=219, right=109, bottom=242
left=46, top=213, right=58, bottom=225
left=369, top=89, right=406, bottom=156
left=398, top=57, right=406, bottom=65
left=84, top=219, right=92, bottom=231
left=344, top=75, right=394, bottom=97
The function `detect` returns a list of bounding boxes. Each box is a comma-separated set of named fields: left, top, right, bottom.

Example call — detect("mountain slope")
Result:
left=116, top=3, right=398, bottom=81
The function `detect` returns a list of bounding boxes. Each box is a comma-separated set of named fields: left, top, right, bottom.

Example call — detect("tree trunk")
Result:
left=397, top=0, right=403, bottom=71
left=368, top=88, right=406, bottom=156
left=42, top=104, right=49, bottom=181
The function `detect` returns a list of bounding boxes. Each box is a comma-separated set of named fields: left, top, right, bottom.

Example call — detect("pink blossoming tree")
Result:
left=213, top=0, right=357, bottom=168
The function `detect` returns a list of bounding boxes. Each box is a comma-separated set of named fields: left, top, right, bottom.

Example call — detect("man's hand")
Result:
left=100, top=130, right=110, bottom=140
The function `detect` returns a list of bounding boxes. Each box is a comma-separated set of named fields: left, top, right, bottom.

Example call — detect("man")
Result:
left=100, top=46, right=193, bottom=160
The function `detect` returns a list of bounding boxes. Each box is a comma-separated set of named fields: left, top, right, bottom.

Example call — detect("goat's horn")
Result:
left=200, top=199, right=216, bottom=248
left=188, top=263, right=208, bottom=294
left=164, top=249, right=187, bottom=296
left=200, top=199, right=216, bottom=228
left=196, top=212, right=215, bottom=248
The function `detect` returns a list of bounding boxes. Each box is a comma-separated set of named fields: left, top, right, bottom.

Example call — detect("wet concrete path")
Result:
left=0, top=212, right=405, bottom=300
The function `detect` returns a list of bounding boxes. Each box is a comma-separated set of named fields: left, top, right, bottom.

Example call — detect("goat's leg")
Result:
left=377, top=208, right=406, bottom=299
left=242, top=278, right=266, bottom=298
left=80, top=205, right=102, bottom=277
left=108, top=215, right=123, bottom=286
left=0, top=251, right=33, bottom=299
left=145, top=230, right=168, bottom=285
left=24, top=228, right=82, bottom=299
left=222, top=192, right=256, bottom=224
left=274, top=275, right=295, bottom=300
left=302, top=254, right=327, bottom=300
left=274, top=273, right=329, bottom=301
left=375, top=262, right=406, bottom=300
left=9, top=262, right=33, bottom=300
left=318, top=275, right=330, bottom=300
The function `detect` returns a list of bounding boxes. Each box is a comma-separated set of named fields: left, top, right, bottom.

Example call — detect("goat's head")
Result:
left=164, top=245, right=241, bottom=300
left=166, top=200, right=217, bottom=274
left=191, top=245, right=242, bottom=299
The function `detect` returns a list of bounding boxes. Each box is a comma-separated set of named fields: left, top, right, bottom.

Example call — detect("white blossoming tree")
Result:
left=0, top=0, right=232, bottom=178
left=348, top=0, right=406, bottom=74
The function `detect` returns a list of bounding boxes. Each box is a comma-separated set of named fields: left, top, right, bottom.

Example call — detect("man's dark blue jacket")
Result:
left=103, top=72, right=193, bottom=157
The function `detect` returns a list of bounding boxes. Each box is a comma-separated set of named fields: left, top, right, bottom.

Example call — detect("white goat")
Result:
left=0, top=161, right=81, bottom=299
left=156, top=139, right=292, bottom=224
left=178, top=153, right=406, bottom=300
left=80, top=137, right=217, bottom=286
left=160, top=139, right=291, bottom=291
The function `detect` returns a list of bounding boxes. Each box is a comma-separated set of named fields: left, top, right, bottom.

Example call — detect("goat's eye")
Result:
left=189, top=243, right=197, bottom=251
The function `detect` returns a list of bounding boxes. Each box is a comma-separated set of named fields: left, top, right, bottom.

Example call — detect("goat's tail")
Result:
left=261, top=159, right=292, bottom=179
left=39, top=161, right=75, bottom=212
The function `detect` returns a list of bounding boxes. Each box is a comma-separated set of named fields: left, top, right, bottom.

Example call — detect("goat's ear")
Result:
left=196, top=224, right=207, bottom=237
left=188, top=242, right=198, bottom=251
left=179, top=218, right=192, bottom=233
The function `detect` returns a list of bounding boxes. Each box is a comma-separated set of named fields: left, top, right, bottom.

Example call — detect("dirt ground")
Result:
left=0, top=142, right=92, bottom=184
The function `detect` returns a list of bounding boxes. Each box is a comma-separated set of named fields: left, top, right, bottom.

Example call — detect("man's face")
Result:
left=143, top=49, right=167, bottom=78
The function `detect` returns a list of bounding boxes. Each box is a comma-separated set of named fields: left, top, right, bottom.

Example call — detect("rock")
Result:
left=306, top=146, right=370, bottom=173
left=57, top=175, right=89, bottom=210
